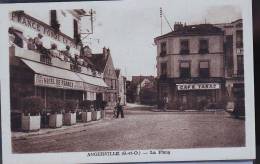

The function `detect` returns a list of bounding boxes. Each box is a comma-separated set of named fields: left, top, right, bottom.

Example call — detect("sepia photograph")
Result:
left=0, top=0, right=255, bottom=163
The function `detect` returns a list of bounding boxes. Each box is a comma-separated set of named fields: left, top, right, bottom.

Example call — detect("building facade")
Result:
left=115, top=69, right=127, bottom=105
left=215, top=19, right=244, bottom=107
left=9, top=10, right=108, bottom=123
left=92, top=48, right=118, bottom=107
left=155, top=23, right=225, bottom=110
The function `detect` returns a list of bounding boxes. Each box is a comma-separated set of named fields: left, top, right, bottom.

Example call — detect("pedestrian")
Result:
left=116, top=98, right=124, bottom=118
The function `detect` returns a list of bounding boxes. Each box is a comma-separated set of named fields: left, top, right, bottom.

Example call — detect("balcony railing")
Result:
left=236, top=42, right=243, bottom=48
left=159, top=51, right=167, bottom=57
left=70, top=64, right=82, bottom=73
left=180, top=49, right=190, bottom=54
left=11, top=45, right=104, bottom=77
left=199, top=49, right=209, bottom=54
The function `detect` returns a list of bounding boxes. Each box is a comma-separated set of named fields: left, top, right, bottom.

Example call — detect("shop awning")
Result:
left=21, top=59, right=107, bottom=90
left=76, top=73, right=108, bottom=88
left=21, top=59, right=82, bottom=82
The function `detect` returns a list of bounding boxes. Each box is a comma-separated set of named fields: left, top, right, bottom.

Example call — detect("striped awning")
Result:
left=21, top=59, right=107, bottom=91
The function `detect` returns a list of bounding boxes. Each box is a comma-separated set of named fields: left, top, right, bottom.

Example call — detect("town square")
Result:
left=8, top=0, right=246, bottom=154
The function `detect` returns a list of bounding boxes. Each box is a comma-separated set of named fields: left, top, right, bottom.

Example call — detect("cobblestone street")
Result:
left=12, top=107, right=245, bottom=153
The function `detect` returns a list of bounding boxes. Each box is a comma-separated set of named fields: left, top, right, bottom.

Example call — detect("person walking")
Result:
left=116, top=98, right=124, bottom=118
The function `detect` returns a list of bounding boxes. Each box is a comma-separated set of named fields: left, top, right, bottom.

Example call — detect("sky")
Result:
left=80, top=0, right=242, bottom=80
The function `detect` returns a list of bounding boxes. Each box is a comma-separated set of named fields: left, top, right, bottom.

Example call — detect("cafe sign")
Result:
left=10, top=11, right=79, bottom=49
left=176, top=83, right=220, bottom=91
left=35, top=74, right=84, bottom=91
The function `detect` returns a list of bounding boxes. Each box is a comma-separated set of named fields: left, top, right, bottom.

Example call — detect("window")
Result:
left=74, top=19, right=79, bottom=40
left=237, top=55, right=244, bottom=75
left=180, top=62, right=190, bottom=78
left=12, top=30, right=23, bottom=48
left=180, top=40, right=189, bottom=54
left=111, top=79, right=113, bottom=89
left=236, top=30, right=243, bottom=48
left=199, top=61, right=209, bottom=77
left=50, top=10, right=60, bottom=31
left=160, top=42, right=167, bottom=57
left=199, top=39, right=209, bottom=54
left=160, top=63, right=167, bottom=78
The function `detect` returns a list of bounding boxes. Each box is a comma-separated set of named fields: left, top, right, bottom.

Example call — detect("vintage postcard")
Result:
left=0, top=0, right=255, bottom=163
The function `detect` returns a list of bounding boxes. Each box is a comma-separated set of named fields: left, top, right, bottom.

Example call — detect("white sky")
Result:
left=81, top=0, right=242, bottom=80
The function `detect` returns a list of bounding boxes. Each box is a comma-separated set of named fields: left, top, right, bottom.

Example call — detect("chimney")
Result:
left=107, top=48, right=110, bottom=56
left=174, top=22, right=183, bottom=31
left=103, top=46, right=107, bottom=56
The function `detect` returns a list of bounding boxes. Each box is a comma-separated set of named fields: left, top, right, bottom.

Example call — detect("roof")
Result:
left=90, top=53, right=109, bottom=72
left=155, top=24, right=223, bottom=41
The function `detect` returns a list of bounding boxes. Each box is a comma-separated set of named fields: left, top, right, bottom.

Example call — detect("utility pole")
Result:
left=160, top=7, right=173, bottom=34
left=160, top=7, right=162, bottom=35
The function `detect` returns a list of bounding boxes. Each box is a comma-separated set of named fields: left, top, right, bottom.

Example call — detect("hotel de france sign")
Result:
left=10, top=11, right=80, bottom=50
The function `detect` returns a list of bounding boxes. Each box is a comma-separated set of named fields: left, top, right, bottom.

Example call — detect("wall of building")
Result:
left=157, top=35, right=224, bottom=78
left=9, top=10, right=81, bottom=56
left=215, top=20, right=243, bottom=77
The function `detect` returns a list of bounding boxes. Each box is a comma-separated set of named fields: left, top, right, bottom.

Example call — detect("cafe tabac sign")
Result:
left=10, top=11, right=80, bottom=50
left=176, top=83, right=221, bottom=91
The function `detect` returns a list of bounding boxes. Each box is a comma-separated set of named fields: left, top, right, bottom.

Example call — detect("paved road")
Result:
left=12, top=108, right=245, bottom=153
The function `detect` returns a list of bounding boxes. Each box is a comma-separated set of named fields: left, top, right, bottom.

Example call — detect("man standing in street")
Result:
left=116, top=97, right=124, bottom=118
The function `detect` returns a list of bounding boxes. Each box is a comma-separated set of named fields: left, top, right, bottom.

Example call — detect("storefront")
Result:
left=10, top=57, right=107, bottom=110
left=175, top=83, right=222, bottom=110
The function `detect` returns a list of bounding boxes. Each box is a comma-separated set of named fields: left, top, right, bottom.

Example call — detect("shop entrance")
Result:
left=96, top=93, right=103, bottom=102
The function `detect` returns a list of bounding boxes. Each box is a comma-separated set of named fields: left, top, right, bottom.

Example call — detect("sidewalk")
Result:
left=152, top=108, right=227, bottom=114
left=12, top=119, right=107, bottom=139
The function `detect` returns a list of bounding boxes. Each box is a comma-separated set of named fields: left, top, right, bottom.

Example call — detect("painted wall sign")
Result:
left=34, top=74, right=84, bottom=90
left=10, top=11, right=79, bottom=50
left=176, top=83, right=221, bottom=90
left=35, top=74, right=106, bottom=92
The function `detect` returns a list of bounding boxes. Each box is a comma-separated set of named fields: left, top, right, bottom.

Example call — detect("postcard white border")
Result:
left=0, top=0, right=255, bottom=163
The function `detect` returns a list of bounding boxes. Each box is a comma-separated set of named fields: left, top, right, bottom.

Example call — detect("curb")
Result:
left=12, top=119, right=105, bottom=140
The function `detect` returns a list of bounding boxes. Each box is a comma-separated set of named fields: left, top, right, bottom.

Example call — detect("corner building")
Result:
left=154, top=23, right=225, bottom=110
left=9, top=10, right=108, bottom=116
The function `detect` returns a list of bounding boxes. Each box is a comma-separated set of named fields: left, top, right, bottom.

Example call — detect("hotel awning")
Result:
left=77, top=73, right=108, bottom=88
left=21, top=59, right=107, bottom=91
left=22, top=59, right=82, bottom=82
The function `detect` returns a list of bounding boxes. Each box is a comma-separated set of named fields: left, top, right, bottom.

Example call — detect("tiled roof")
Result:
left=90, top=53, right=109, bottom=72
left=155, top=24, right=223, bottom=40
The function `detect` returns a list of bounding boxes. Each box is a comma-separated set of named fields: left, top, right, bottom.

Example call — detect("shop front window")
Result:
left=199, top=61, right=210, bottom=78
left=180, top=62, right=190, bottom=78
